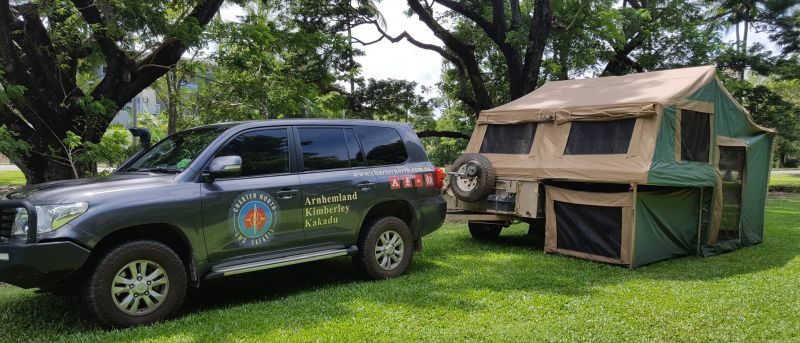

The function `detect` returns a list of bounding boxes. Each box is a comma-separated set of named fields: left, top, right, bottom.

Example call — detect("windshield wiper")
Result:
left=130, top=167, right=183, bottom=174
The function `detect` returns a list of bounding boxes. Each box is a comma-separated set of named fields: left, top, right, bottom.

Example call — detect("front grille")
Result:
left=0, top=207, right=16, bottom=239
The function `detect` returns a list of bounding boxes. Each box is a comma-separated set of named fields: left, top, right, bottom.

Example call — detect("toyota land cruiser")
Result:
left=0, top=119, right=446, bottom=327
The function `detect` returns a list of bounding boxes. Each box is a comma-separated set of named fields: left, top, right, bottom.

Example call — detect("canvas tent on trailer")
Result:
left=456, top=65, right=774, bottom=267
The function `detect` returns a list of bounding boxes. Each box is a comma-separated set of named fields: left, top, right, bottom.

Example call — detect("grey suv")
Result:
left=0, top=119, right=446, bottom=327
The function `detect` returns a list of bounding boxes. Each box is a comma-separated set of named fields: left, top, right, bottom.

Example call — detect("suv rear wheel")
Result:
left=468, top=221, right=503, bottom=240
left=84, top=240, right=187, bottom=327
left=355, top=217, right=414, bottom=280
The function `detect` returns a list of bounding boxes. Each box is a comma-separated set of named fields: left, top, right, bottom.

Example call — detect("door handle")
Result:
left=357, top=181, right=376, bottom=191
left=276, top=189, right=299, bottom=199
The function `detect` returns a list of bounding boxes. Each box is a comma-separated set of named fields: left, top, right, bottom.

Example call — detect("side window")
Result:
left=298, top=128, right=351, bottom=171
left=680, top=110, right=711, bottom=162
left=564, top=118, right=636, bottom=155
left=480, top=123, right=537, bottom=154
left=215, top=128, right=289, bottom=177
left=355, top=126, right=408, bottom=166
left=345, top=128, right=365, bottom=167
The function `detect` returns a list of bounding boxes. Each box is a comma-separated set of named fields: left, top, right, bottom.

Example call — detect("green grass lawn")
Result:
left=0, top=170, right=25, bottom=185
left=770, top=173, right=800, bottom=192
left=1, top=195, right=798, bottom=342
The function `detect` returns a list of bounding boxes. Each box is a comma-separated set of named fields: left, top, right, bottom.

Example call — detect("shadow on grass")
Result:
left=1, top=197, right=798, bottom=341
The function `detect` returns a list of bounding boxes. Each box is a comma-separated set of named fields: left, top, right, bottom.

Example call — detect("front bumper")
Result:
left=0, top=240, right=90, bottom=288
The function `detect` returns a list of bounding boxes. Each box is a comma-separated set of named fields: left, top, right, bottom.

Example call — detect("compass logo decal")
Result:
left=229, top=190, right=280, bottom=246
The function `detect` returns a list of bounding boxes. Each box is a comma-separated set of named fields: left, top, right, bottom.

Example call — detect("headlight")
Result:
left=12, top=202, right=89, bottom=236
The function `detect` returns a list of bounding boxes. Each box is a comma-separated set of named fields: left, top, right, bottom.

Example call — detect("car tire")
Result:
left=468, top=221, right=503, bottom=241
left=450, top=153, right=496, bottom=202
left=83, top=240, right=187, bottom=328
left=355, top=217, right=414, bottom=280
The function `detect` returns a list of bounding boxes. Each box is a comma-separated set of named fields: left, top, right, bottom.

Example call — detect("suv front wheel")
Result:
left=355, top=217, right=414, bottom=280
left=84, top=240, right=187, bottom=327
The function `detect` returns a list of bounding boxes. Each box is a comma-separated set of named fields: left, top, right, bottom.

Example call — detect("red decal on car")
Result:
left=403, top=176, right=414, bottom=188
left=414, top=174, right=424, bottom=187
left=389, top=177, right=402, bottom=190
left=424, top=173, right=434, bottom=187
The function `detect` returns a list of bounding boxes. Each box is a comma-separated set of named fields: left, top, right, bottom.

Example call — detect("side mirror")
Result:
left=206, top=155, right=242, bottom=180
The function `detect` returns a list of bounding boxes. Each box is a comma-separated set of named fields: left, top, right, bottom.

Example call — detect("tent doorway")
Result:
left=718, top=146, right=746, bottom=241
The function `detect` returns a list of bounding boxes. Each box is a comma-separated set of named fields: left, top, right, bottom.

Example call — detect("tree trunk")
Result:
left=10, top=121, right=104, bottom=185
left=736, top=22, right=741, bottom=52
left=522, top=0, right=553, bottom=93
left=741, top=21, right=748, bottom=80
left=166, top=69, right=179, bottom=134
left=0, top=0, right=223, bottom=184
left=167, top=100, right=178, bottom=134
left=15, top=152, right=77, bottom=185
left=556, top=42, right=569, bottom=80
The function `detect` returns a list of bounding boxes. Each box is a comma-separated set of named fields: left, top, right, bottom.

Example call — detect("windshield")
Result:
left=121, top=126, right=229, bottom=173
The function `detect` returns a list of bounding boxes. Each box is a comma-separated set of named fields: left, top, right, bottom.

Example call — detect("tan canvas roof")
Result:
left=479, top=65, right=717, bottom=124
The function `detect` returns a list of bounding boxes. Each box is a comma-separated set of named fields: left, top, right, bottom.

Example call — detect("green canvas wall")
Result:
left=645, top=76, right=773, bottom=262
left=633, top=188, right=701, bottom=267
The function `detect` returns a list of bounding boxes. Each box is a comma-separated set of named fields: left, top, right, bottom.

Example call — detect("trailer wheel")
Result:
left=450, top=153, right=495, bottom=202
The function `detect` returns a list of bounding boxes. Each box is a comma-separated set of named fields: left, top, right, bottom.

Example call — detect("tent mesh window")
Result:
left=554, top=201, right=622, bottom=259
left=480, top=123, right=537, bottom=154
left=680, top=110, right=711, bottom=162
left=718, top=146, right=746, bottom=241
left=564, top=118, right=636, bottom=155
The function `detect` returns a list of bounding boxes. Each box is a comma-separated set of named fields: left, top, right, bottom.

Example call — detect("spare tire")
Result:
left=450, top=153, right=496, bottom=202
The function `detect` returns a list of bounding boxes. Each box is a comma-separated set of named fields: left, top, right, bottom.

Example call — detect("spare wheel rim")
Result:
left=456, top=164, right=478, bottom=192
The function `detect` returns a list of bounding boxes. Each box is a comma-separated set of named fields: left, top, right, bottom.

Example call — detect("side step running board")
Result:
left=206, top=247, right=357, bottom=278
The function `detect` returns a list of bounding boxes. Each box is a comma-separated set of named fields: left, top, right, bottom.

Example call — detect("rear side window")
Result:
left=680, top=110, right=711, bottom=162
left=298, top=128, right=351, bottom=171
left=355, top=126, right=408, bottom=166
left=480, top=123, right=537, bottom=154
left=215, top=128, right=289, bottom=176
left=564, top=119, right=636, bottom=155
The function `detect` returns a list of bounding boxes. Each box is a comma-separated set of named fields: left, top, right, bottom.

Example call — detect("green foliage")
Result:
left=136, top=113, right=170, bottom=143
left=0, top=126, right=32, bottom=163
left=181, top=2, right=432, bottom=126
left=723, top=75, right=800, bottom=166
left=63, top=131, right=83, bottom=152
left=0, top=82, right=26, bottom=106
left=0, top=0, right=222, bottom=182
left=81, top=131, right=134, bottom=170
left=422, top=102, right=474, bottom=166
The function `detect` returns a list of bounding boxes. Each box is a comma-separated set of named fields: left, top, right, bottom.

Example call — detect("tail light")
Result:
left=434, top=167, right=446, bottom=189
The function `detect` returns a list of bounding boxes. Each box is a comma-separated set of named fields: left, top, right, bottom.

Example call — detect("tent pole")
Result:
left=630, top=183, right=638, bottom=267
left=697, top=187, right=704, bottom=255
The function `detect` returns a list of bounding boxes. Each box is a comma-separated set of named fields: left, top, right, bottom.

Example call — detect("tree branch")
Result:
left=17, top=5, right=69, bottom=105
left=407, top=0, right=493, bottom=110
left=70, top=0, right=133, bottom=80
left=365, top=20, right=462, bottom=68
left=364, top=20, right=481, bottom=114
left=90, top=0, right=223, bottom=110
left=0, top=1, right=26, bottom=84
left=601, top=31, right=646, bottom=75
left=0, top=106, right=34, bottom=136
left=416, top=130, right=470, bottom=140
left=433, top=0, right=494, bottom=35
